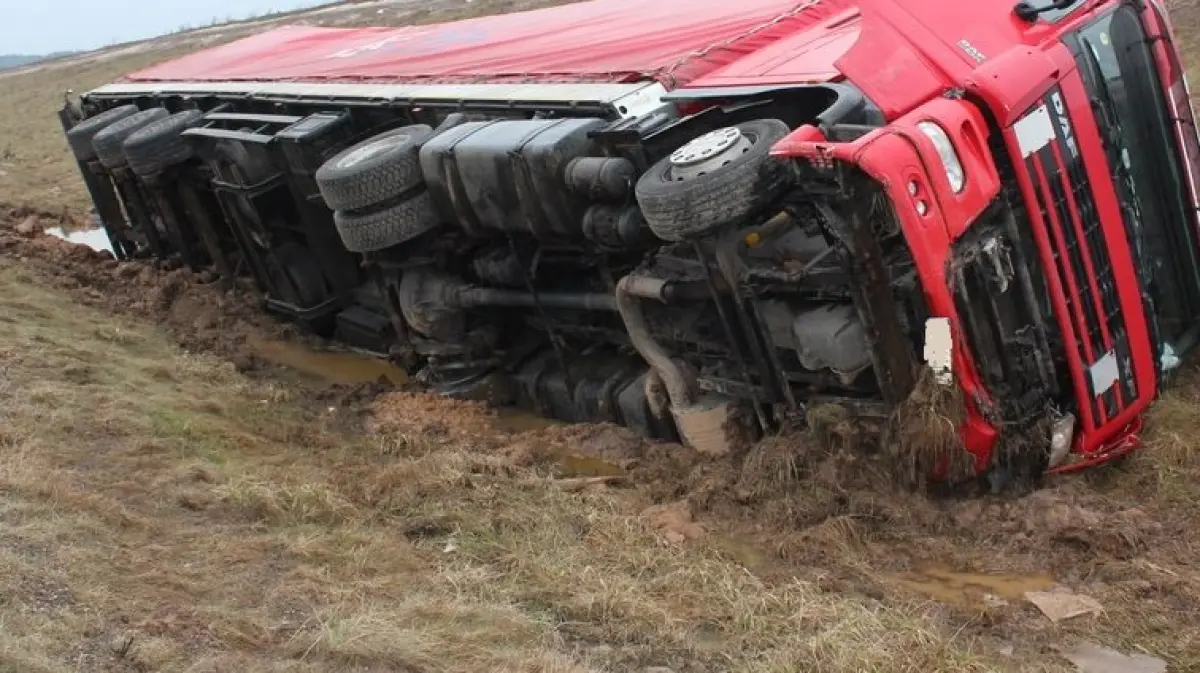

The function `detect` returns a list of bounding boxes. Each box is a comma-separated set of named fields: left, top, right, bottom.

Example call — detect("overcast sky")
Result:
left=1, top=0, right=329, bottom=55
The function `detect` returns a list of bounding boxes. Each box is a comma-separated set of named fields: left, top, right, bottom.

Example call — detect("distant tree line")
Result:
left=0, top=52, right=78, bottom=71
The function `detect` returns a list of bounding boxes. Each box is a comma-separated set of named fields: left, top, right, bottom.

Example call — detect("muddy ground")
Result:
left=1, top=206, right=344, bottom=374
left=3, top=205, right=1200, bottom=671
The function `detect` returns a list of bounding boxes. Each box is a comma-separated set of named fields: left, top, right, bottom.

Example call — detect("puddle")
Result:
left=891, top=566, right=1055, bottom=610
left=556, top=453, right=626, bottom=478
left=248, top=337, right=578, bottom=431
left=492, top=406, right=564, bottom=434
left=44, top=227, right=113, bottom=254
left=247, top=336, right=409, bottom=385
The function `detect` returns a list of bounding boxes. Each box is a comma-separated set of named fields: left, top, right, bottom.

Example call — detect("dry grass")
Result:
left=8, top=251, right=1200, bottom=673
left=0, top=46, right=199, bottom=214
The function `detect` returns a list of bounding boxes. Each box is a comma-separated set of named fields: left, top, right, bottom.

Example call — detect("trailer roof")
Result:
left=122, top=0, right=855, bottom=89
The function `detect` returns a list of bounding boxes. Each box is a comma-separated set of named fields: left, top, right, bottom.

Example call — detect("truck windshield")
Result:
left=1068, top=4, right=1200, bottom=352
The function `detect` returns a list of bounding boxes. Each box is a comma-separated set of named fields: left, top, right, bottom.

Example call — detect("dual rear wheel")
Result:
left=315, top=125, right=442, bottom=253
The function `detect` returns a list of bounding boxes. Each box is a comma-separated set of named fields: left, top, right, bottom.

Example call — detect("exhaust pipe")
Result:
left=615, top=274, right=744, bottom=456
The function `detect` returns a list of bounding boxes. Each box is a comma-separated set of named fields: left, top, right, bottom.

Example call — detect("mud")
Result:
left=367, top=388, right=1143, bottom=581
left=0, top=205, right=328, bottom=379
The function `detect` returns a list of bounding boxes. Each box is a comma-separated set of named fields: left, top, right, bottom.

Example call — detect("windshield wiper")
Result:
left=1014, top=0, right=1079, bottom=22
left=1079, top=36, right=1125, bottom=148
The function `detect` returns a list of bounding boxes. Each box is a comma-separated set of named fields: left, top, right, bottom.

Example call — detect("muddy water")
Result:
left=556, top=453, right=626, bottom=477
left=492, top=407, right=564, bottom=434
left=247, top=337, right=566, bottom=431
left=44, top=227, right=113, bottom=254
left=891, top=566, right=1055, bottom=610
left=247, top=336, right=410, bottom=385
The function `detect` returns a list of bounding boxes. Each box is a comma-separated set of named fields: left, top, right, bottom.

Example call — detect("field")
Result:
left=2, top=2, right=1200, bottom=672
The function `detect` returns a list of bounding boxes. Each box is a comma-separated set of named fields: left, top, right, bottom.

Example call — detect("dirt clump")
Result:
left=883, top=367, right=974, bottom=487
left=370, top=391, right=510, bottom=445
left=642, top=501, right=707, bottom=544
left=14, top=215, right=39, bottom=236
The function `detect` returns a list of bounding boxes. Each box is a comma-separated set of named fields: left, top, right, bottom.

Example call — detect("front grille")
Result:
left=1020, top=86, right=1136, bottom=428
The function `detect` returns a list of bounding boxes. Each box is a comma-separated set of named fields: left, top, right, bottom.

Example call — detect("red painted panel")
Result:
left=124, top=0, right=855, bottom=88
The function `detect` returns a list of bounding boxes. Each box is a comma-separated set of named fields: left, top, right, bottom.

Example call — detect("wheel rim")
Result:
left=336, top=134, right=409, bottom=169
left=667, top=126, right=755, bottom=182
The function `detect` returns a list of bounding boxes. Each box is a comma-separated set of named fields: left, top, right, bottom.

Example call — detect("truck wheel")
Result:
left=316, top=124, right=433, bottom=212
left=123, top=109, right=205, bottom=177
left=333, top=191, right=440, bottom=253
left=92, top=108, right=171, bottom=169
left=65, top=104, right=139, bottom=162
left=635, top=119, right=792, bottom=241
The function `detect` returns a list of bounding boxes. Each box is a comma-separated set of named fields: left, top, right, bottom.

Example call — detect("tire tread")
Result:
left=316, top=125, right=432, bottom=212
left=333, top=191, right=440, bottom=252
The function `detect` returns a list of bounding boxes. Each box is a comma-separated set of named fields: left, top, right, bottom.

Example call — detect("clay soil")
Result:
left=3, top=2, right=1200, bottom=672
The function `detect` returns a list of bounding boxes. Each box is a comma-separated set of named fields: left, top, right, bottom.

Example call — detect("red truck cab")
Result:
left=768, top=0, right=1200, bottom=475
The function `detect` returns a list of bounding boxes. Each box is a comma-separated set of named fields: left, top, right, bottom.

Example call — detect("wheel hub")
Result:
left=337, top=134, right=408, bottom=168
left=668, top=126, right=752, bottom=181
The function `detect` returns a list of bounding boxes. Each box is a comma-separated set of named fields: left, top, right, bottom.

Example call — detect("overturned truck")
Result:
left=60, top=0, right=1200, bottom=480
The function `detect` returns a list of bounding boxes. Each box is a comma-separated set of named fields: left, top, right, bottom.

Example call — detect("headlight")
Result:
left=917, top=121, right=966, bottom=193
left=1048, top=412, right=1076, bottom=469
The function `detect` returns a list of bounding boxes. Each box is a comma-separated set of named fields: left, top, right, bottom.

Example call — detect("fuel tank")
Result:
left=419, top=117, right=608, bottom=240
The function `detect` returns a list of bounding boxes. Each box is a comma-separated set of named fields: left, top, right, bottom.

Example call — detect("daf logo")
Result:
left=1051, top=92, right=1079, bottom=160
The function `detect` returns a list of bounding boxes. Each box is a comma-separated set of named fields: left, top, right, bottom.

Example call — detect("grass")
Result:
left=0, top=46, right=198, bottom=215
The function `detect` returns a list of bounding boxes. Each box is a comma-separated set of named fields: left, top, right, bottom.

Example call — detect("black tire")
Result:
left=315, top=125, right=433, bottom=212
left=92, top=108, right=170, bottom=169
left=65, top=105, right=139, bottom=161
left=123, top=109, right=205, bottom=177
left=635, top=119, right=792, bottom=242
left=333, top=191, right=440, bottom=253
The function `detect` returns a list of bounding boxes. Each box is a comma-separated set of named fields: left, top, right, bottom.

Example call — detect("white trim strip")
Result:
left=1013, top=104, right=1056, bottom=157
left=1089, top=351, right=1120, bottom=398
left=923, top=317, right=954, bottom=385
left=86, top=80, right=668, bottom=118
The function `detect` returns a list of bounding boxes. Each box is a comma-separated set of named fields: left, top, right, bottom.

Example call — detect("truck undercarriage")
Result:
left=63, top=80, right=937, bottom=456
